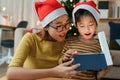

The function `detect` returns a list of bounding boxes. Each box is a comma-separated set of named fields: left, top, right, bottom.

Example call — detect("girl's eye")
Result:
left=89, top=24, right=94, bottom=26
left=79, top=26, right=84, bottom=28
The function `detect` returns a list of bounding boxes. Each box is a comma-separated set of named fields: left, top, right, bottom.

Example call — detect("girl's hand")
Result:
left=62, top=49, right=77, bottom=63
left=52, top=59, right=80, bottom=78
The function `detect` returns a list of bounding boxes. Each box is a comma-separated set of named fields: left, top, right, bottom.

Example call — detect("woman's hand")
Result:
left=62, top=49, right=77, bottom=63
left=52, top=59, right=80, bottom=78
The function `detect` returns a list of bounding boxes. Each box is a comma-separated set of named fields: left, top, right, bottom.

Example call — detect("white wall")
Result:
left=0, top=0, right=40, bottom=29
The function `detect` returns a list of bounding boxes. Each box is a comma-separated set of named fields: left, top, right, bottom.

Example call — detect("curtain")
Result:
left=0, top=0, right=40, bottom=29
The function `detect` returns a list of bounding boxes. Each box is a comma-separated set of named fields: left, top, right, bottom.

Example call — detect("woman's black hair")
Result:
left=37, top=24, right=52, bottom=41
left=41, top=23, right=57, bottom=41
left=74, top=9, right=97, bottom=25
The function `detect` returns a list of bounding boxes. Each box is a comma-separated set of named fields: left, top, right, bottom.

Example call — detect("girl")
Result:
left=61, top=1, right=108, bottom=80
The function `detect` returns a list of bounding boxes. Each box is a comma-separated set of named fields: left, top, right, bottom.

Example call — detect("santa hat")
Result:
left=72, top=1, right=100, bottom=25
left=35, top=0, right=67, bottom=27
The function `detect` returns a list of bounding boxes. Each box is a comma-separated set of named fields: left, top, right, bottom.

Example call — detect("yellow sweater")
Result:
left=9, top=33, right=65, bottom=69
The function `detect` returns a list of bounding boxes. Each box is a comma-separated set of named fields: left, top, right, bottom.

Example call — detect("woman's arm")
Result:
left=7, top=67, right=53, bottom=80
left=7, top=59, right=80, bottom=80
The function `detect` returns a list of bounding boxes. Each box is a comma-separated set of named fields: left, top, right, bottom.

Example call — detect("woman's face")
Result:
left=47, top=14, right=70, bottom=42
left=77, top=15, right=97, bottom=40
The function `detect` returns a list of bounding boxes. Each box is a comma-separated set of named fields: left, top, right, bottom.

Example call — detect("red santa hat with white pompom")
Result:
left=35, top=0, right=68, bottom=27
left=72, top=0, right=100, bottom=26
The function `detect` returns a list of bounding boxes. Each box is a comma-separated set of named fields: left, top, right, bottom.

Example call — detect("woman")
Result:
left=6, top=0, right=80, bottom=80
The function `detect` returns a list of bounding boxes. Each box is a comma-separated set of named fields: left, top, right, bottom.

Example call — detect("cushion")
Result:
left=109, top=22, right=120, bottom=50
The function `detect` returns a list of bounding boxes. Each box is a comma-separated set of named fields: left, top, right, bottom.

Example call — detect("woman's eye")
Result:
left=66, top=23, right=70, bottom=26
left=57, top=25, right=62, bottom=28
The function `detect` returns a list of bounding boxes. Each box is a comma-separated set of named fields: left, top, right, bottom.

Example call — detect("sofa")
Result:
left=14, top=22, right=120, bottom=79
left=14, top=28, right=28, bottom=52
left=97, top=22, right=120, bottom=66
left=97, top=22, right=120, bottom=80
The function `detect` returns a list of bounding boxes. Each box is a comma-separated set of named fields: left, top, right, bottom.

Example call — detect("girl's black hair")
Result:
left=74, top=9, right=97, bottom=25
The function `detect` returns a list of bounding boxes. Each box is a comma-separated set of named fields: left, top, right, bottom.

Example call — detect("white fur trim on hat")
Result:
left=41, top=8, right=67, bottom=27
left=72, top=4, right=100, bottom=26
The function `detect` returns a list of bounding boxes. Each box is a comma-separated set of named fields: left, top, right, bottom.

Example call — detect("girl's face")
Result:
left=77, top=15, right=97, bottom=41
left=47, top=14, right=70, bottom=42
